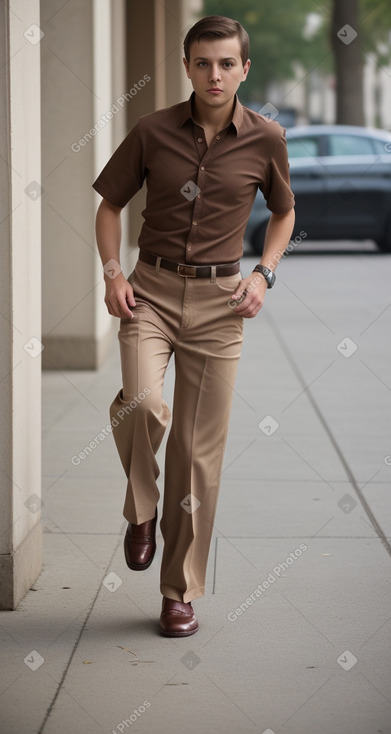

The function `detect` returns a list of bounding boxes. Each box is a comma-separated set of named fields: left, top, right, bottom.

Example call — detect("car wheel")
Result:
left=376, top=239, right=391, bottom=252
left=250, top=221, right=268, bottom=256
left=376, top=214, right=391, bottom=252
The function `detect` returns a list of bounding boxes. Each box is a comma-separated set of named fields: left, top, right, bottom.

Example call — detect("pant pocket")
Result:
left=214, top=272, right=242, bottom=292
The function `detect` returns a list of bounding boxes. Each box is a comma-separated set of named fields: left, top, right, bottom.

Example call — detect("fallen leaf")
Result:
left=117, top=646, right=137, bottom=655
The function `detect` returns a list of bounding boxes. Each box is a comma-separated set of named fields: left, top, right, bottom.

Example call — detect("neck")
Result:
left=192, top=94, right=236, bottom=131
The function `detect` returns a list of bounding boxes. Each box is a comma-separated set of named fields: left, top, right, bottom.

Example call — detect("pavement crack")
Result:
left=37, top=532, right=124, bottom=733
left=266, top=311, right=391, bottom=560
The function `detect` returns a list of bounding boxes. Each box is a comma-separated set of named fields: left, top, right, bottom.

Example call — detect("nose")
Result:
left=209, top=64, right=221, bottom=83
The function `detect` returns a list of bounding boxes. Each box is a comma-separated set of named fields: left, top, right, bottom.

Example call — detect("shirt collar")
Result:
left=178, top=92, right=244, bottom=135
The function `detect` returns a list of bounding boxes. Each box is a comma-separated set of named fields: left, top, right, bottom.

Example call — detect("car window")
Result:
left=287, top=137, right=319, bottom=158
left=328, top=135, right=375, bottom=156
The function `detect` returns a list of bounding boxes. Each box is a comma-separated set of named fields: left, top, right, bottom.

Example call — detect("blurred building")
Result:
left=260, top=15, right=391, bottom=131
left=265, top=58, right=391, bottom=130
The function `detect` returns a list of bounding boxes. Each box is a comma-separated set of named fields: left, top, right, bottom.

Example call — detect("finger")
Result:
left=229, top=289, right=248, bottom=309
left=230, top=285, right=247, bottom=301
left=120, top=298, right=134, bottom=318
left=126, top=285, right=136, bottom=308
left=107, top=297, right=134, bottom=319
left=233, top=294, right=253, bottom=314
left=235, top=297, right=263, bottom=317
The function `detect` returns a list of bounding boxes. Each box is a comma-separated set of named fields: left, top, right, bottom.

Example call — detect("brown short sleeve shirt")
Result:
left=92, top=93, right=294, bottom=264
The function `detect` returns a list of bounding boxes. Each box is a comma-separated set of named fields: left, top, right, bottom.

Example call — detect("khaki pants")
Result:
left=110, top=257, right=243, bottom=603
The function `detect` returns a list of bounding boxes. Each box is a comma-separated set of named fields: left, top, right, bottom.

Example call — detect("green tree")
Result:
left=316, top=0, right=391, bottom=125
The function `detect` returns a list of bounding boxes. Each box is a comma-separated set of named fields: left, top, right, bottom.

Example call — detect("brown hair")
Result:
left=183, top=15, right=250, bottom=66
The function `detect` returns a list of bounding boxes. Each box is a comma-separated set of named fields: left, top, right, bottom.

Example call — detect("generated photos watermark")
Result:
left=71, top=388, right=151, bottom=466
left=111, top=701, right=151, bottom=732
left=271, top=230, right=307, bottom=265
left=336, top=337, right=357, bottom=358
left=180, top=493, right=201, bottom=514
left=337, top=24, right=358, bottom=45
left=228, top=543, right=308, bottom=621
left=228, top=273, right=262, bottom=309
left=24, top=650, right=45, bottom=671
left=71, top=75, right=151, bottom=153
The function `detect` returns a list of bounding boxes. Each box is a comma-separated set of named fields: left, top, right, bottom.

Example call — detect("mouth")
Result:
left=206, top=88, right=223, bottom=94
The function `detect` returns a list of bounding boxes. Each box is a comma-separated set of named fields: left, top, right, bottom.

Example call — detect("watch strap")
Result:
left=252, top=264, right=276, bottom=288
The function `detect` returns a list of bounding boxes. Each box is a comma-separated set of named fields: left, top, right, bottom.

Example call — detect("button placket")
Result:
left=187, top=157, right=207, bottom=250
left=186, top=128, right=211, bottom=260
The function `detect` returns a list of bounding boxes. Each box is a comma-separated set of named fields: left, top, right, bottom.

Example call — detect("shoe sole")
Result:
left=159, top=625, right=199, bottom=637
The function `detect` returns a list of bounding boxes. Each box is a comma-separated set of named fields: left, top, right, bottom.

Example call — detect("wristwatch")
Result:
left=252, top=264, right=276, bottom=289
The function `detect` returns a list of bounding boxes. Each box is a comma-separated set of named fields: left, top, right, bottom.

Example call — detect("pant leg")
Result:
left=110, top=312, right=172, bottom=525
left=160, top=274, right=244, bottom=603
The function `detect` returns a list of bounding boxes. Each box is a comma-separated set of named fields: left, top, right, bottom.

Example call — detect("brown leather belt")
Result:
left=138, top=250, right=240, bottom=278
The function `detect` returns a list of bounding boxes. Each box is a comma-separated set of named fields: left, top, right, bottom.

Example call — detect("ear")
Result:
left=242, top=59, right=251, bottom=82
left=183, top=57, right=190, bottom=78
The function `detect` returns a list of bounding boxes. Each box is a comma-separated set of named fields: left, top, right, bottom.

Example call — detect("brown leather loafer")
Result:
left=124, top=509, right=157, bottom=571
left=159, top=596, right=199, bottom=637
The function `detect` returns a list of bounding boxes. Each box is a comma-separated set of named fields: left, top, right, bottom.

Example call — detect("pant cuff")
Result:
left=160, top=585, right=205, bottom=604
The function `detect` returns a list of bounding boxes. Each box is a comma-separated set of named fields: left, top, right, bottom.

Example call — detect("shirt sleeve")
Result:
left=261, top=126, right=295, bottom=214
left=92, top=122, right=146, bottom=207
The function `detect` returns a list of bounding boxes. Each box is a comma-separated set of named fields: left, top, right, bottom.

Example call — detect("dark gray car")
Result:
left=245, top=125, right=391, bottom=254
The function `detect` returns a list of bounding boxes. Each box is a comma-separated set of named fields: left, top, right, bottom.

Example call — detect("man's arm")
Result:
left=230, top=208, right=295, bottom=318
left=95, top=198, right=136, bottom=318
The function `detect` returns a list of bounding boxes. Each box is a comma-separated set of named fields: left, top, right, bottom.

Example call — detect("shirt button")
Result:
left=216, top=135, right=220, bottom=140
left=197, top=137, right=203, bottom=143
left=187, top=245, right=192, bottom=251
left=197, top=194, right=201, bottom=199
left=200, top=166, right=205, bottom=171
left=192, top=220, right=197, bottom=226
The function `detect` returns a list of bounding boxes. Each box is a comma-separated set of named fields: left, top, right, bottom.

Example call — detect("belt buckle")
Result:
left=177, top=264, right=197, bottom=278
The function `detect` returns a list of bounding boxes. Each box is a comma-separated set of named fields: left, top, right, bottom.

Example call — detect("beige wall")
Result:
left=0, top=0, right=42, bottom=610
left=41, top=0, right=129, bottom=369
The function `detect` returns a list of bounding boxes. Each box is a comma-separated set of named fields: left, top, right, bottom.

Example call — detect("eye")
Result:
left=197, top=61, right=208, bottom=68
left=223, top=62, right=233, bottom=68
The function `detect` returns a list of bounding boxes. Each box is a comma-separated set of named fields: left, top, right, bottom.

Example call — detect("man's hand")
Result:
left=229, top=272, right=268, bottom=318
left=104, top=271, right=136, bottom=318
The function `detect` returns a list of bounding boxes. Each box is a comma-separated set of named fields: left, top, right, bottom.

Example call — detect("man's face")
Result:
left=183, top=36, right=250, bottom=110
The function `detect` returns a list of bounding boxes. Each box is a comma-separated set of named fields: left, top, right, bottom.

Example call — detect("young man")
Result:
left=93, top=16, right=295, bottom=637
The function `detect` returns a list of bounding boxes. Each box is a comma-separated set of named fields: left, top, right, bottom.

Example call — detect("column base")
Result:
left=0, top=522, right=42, bottom=611
left=42, top=325, right=115, bottom=370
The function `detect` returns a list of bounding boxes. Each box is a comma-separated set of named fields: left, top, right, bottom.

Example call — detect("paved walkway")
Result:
left=1, top=249, right=391, bottom=734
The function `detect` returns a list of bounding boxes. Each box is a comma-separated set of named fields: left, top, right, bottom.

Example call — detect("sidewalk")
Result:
left=1, top=251, right=391, bottom=734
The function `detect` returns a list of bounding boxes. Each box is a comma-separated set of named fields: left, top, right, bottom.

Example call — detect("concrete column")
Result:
left=164, top=0, right=195, bottom=107
left=41, top=0, right=128, bottom=369
left=0, top=0, right=42, bottom=610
